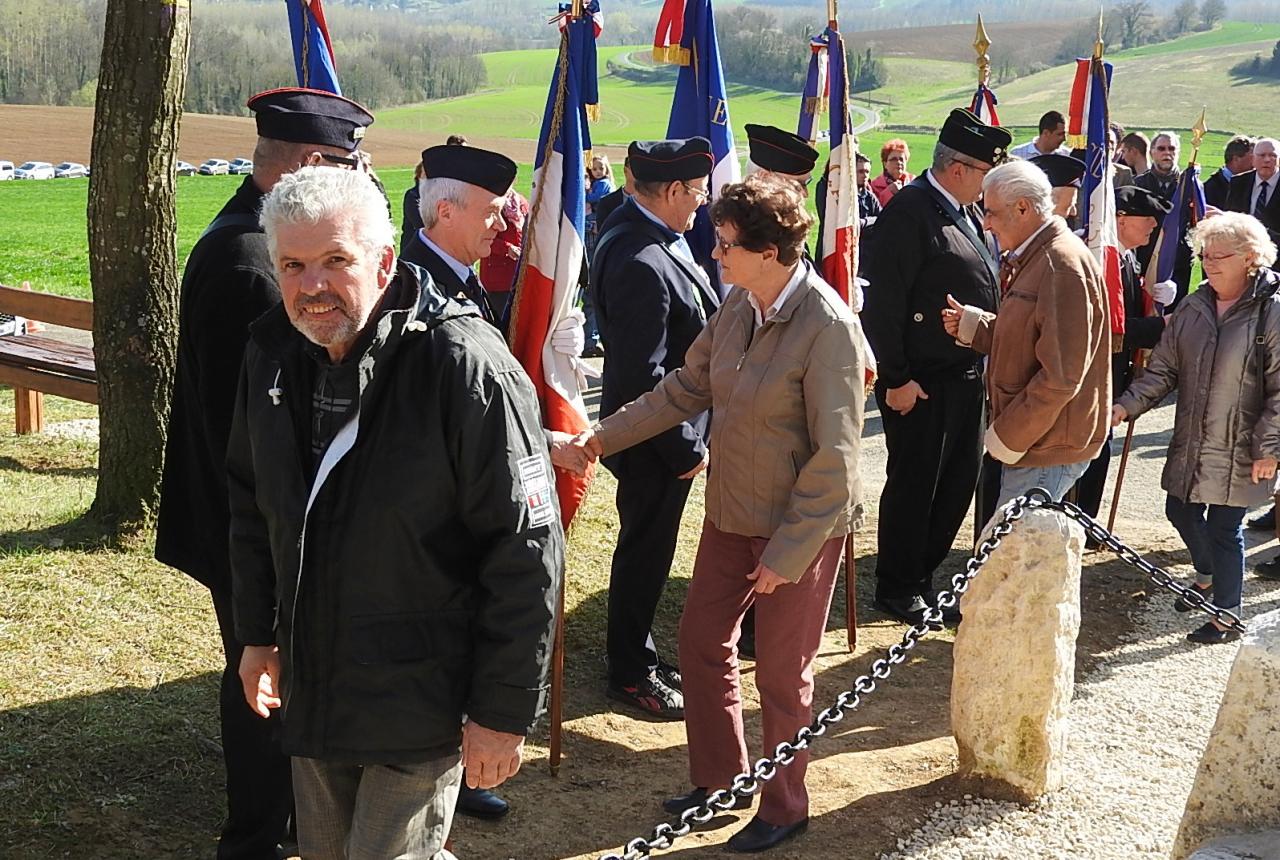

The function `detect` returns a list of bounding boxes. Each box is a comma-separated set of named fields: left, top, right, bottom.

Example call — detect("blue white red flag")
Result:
left=796, top=33, right=829, bottom=145
left=286, top=0, right=340, bottom=94
left=968, top=83, right=1000, bottom=126
left=508, top=3, right=598, bottom=527
left=1146, top=166, right=1206, bottom=309
left=660, top=0, right=740, bottom=277
left=1071, top=55, right=1125, bottom=336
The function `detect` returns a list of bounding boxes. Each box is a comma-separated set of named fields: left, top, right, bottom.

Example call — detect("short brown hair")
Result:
left=1121, top=131, right=1149, bottom=157
left=709, top=173, right=813, bottom=267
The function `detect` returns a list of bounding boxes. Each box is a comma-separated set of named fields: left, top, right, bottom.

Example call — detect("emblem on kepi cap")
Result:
left=352, top=126, right=365, bottom=141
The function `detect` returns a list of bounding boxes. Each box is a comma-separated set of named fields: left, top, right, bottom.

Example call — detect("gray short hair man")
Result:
left=942, top=159, right=1113, bottom=520
left=229, top=166, right=563, bottom=859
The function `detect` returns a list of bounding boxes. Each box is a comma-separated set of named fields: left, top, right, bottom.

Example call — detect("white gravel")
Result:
left=874, top=403, right=1280, bottom=860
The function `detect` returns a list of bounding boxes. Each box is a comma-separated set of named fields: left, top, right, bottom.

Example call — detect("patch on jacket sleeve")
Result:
left=517, top=454, right=557, bottom=528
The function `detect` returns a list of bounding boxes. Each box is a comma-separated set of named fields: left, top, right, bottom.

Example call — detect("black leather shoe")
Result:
left=1247, top=505, right=1275, bottom=531
left=1186, top=622, right=1242, bottom=645
left=456, top=783, right=510, bottom=820
left=726, top=816, right=809, bottom=853
left=874, top=594, right=943, bottom=630
left=1174, top=582, right=1212, bottom=613
left=1255, top=557, right=1280, bottom=581
left=662, top=786, right=752, bottom=816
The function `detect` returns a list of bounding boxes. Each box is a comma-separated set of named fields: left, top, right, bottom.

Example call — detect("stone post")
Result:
left=1172, top=608, right=1280, bottom=860
left=951, top=507, right=1084, bottom=802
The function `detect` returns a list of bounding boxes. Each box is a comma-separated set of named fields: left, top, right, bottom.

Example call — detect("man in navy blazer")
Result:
left=1224, top=138, right=1280, bottom=249
left=591, top=137, right=719, bottom=720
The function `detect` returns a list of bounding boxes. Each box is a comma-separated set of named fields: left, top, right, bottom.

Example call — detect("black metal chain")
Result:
left=598, top=489, right=1246, bottom=860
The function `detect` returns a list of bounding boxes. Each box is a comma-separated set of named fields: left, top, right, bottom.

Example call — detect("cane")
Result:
left=1107, top=350, right=1148, bottom=533
left=844, top=533, right=857, bottom=652
left=549, top=573, right=566, bottom=776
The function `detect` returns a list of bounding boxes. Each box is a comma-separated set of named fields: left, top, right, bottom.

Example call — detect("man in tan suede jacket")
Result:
left=943, top=160, right=1111, bottom=518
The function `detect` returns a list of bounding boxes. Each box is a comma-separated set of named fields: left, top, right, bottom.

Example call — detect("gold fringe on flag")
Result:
left=652, top=44, right=690, bottom=66
left=802, top=95, right=828, bottom=116
left=585, top=102, right=601, bottom=122
left=1066, top=133, right=1087, bottom=150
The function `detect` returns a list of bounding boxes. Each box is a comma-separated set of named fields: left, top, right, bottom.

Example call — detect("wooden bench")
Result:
left=0, top=283, right=96, bottom=434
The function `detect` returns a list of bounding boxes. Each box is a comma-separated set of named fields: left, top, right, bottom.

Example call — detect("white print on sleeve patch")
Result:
left=517, top=454, right=557, bottom=528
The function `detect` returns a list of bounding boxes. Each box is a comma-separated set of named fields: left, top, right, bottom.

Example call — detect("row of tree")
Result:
left=1053, top=0, right=1227, bottom=63
left=0, top=0, right=486, bottom=112
left=716, top=7, right=888, bottom=93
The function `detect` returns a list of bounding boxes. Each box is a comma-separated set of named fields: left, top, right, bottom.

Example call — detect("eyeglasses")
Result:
left=680, top=181, right=710, bottom=204
left=1153, top=146, right=1177, bottom=153
left=713, top=234, right=743, bottom=254
left=1198, top=251, right=1238, bottom=263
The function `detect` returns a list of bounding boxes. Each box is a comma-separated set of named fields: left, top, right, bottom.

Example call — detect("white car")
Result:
left=228, top=157, right=254, bottom=175
left=14, top=161, right=54, bottom=180
left=0, top=161, right=14, bottom=180
left=176, top=160, right=196, bottom=176
left=198, top=158, right=230, bottom=176
left=54, top=162, right=89, bottom=179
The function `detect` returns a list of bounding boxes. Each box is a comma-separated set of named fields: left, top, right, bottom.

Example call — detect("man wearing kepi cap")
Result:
left=745, top=123, right=819, bottom=183
left=590, top=138, right=720, bottom=719
left=1071, top=184, right=1176, bottom=521
left=156, top=87, right=375, bottom=859
left=401, top=144, right=518, bottom=328
left=861, top=108, right=1010, bottom=630
left=1030, top=152, right=1086, bottom=223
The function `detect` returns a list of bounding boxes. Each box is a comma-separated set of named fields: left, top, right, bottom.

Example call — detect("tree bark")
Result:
left=87, top=0, right=190, bottom=532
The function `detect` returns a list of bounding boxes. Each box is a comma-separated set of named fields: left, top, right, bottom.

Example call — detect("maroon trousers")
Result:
left=678, top=519, right=843, bottom=826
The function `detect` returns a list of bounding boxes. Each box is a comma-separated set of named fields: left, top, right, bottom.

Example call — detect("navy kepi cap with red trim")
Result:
left=247, top=87, right=374, bottom=152
left=745, top=124, right=818, bottom=177
left=420, top=145, right=517, bottom=196
left=1030, top=153, right=1087, bottom=188
left=628, top=137, right=714, bottom=182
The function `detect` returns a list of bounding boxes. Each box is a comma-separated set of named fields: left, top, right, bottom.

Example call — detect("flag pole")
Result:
left=1108, top=108, right=1206, bottom=533
left=974, top=14, right=991, bottom=88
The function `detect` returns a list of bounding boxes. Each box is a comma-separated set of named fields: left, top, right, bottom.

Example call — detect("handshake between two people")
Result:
left=546, top=428, right=709, bottom=481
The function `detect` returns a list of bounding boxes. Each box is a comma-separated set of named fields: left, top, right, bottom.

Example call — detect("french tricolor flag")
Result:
left=1071, top=55, right=1125, bottom=336
left=286, top=0, right=341, bottom=94
left=507, top=3, right=598, bottom=527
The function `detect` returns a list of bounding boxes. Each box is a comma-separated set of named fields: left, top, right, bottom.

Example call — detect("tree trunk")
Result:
left=87, top=0, right=190, bottom=532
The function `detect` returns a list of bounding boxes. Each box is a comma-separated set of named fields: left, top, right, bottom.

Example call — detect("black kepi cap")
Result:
left=745, top=124, right=819, bottom=177
left=247, top=87, right=374, bottom=152
left=628, top=138, right=714, bottom=182
left=1115, top=185, right=1173, bottom=218
left=1030, top=153, right=1087, bottom=188
left=420, top=145, right=518, bottom=196
left=938, top=108, right=1012, bottom=167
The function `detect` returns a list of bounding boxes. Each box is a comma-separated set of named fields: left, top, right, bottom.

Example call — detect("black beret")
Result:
left=420, top=145, right=517, bottom=196
left=247, top=87, right=374, bottom=152
left=1030, top=153, right=1087, bottom=188
left=628, top=137, right=714, bottom=183
left=938, top=108, right=1012, bottom=167
left=745, top=124, right=819, bottom=177
left=1115, top=185, right=1173, bottom=218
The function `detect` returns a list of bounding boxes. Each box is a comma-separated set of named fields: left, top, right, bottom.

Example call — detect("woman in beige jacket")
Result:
left=573, top=173, right=864, bottom=852
left=1113, top=212, right=1280, bottom=644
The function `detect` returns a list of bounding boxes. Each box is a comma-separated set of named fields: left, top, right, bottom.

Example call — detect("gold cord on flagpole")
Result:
left=973, top=14, right=991, bottom=87
left=300, top=0, right=311, bottom=87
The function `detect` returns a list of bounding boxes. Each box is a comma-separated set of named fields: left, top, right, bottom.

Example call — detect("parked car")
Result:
left=0, top=161, right=14, bottom=180
left=176, top=160, right=196, bottom=176
left=198, top=158, right=230, bottom=176
left=13, top=161, right=54, bottom=180
left=54, top=162, right=89, bottom=179
left=228, top=157, right=254, bottom=175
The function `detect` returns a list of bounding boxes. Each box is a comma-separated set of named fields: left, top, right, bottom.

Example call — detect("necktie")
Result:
left=998, top=253, right=1018, bottom=299
left=1256, top=179, right=1270, bottom=217
left=465, top=271, right=495, bottom=322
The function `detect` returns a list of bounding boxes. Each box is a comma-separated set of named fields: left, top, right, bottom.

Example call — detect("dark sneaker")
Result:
left=656, top=660, right=682, bottom=692
left=1186, top=622, right=1242, bottom=645
left=873, top=594, right=943, bottom=630
left=1255, top=557, right=1280, bottom=581
left=1246, top=505, right=1276, bottom=531
left=607, top=671, right=684, bottom=721
left=1174, top=582, right=1212, bottom=613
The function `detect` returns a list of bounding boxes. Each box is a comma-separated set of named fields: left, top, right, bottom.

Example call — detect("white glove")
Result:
left=852, top=278, right=868, bottom=314
left=551, top=308, right=586, bottom=357
left=1149, top=279, right=1177, bottom=307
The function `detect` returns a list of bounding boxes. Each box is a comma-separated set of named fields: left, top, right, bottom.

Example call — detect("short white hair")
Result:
left=1191, top=211, right=1278, bottom=270
left=1153, top=131, right=1181, bottom=150
left=260, top=166, right=394, bottom=261
left=417, top=176, right=470, bottom=229
left=1255, top=137, right=1279, bottom=153
left=982, top=160, right=1054, bottom=219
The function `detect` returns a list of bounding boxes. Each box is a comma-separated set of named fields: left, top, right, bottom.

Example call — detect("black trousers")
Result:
left=973, top=452, right=1003, bottom=543
left=874, top=372, right=984, bottom=600
left=607, top=466, right=693, bottom=685
left=210, top=588, right=294, bottom=860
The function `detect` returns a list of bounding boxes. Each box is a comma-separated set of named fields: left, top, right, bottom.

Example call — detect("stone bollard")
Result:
left=1171, top=608, right=1280, bottom=860
left=951, top=507, right=1084, bottom=802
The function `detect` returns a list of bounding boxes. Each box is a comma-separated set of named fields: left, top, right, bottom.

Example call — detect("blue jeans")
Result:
left=1164, top=495, right=1245, bottom=614
left=993, top=460, right=1091, bottom=513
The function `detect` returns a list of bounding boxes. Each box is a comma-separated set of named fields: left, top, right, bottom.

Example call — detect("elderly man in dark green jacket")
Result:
left=227, top=166, right=563, bottom=858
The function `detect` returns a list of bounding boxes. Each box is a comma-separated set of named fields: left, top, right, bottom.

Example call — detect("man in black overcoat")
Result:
left=155, top=87, right=375, bottom=860
left=1203, top=135, right=1255, bottom=211
left=860, top=109, right=1010, bottom=629
left=1134, top=132, right=1194, bottom=306
left=1224, top=137, right=1280, bottom=248
left=590, top=138, right=719, bottom=719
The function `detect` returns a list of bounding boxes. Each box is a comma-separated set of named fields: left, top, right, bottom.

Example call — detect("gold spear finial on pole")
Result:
left=1094, top=7, right=1106, bottom=60
left=571, top=0, right=583, bottom=18
left=973, top=14, right=992, bottom=86
left=1190, top=107, right=1208, bottom=165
